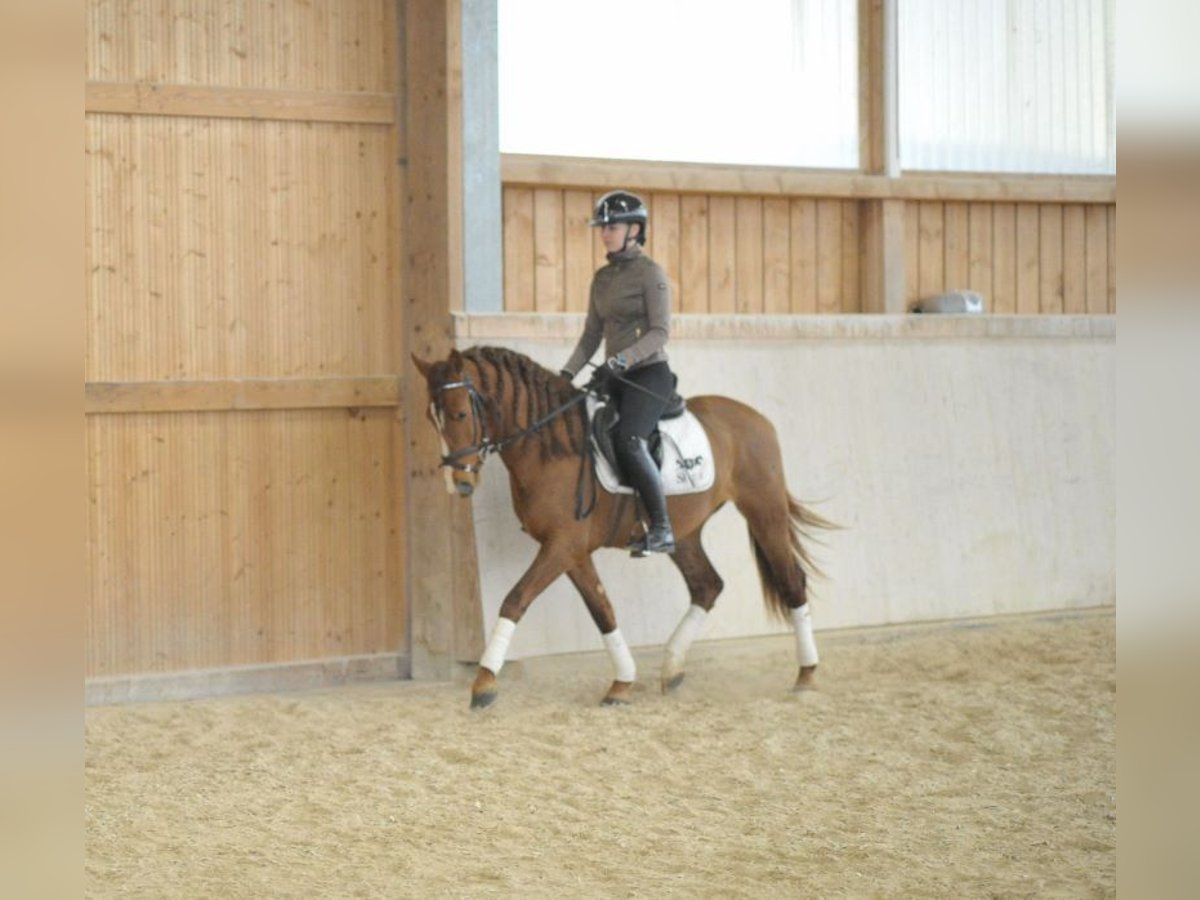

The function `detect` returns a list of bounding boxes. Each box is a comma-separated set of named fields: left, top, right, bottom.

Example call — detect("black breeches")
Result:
left=611, top=362, right=673, bottom=443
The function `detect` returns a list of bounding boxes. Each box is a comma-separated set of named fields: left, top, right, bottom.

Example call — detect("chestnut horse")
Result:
left=412, top=346, right=834, bottom=708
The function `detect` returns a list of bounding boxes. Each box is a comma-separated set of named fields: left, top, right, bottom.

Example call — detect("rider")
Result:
left=560, top=190, right=676, bottom=556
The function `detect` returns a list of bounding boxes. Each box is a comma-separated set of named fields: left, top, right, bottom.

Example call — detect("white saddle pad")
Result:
left=587, top=397, right=716, bottom=496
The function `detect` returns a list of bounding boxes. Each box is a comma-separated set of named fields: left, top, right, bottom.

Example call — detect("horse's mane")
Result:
left=461, top=346, right=588, bottom=461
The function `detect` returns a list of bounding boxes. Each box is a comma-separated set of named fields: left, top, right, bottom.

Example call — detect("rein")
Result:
left=434, top=376, right=591, bottom=488
left=436, top=365, right=672, bottom=522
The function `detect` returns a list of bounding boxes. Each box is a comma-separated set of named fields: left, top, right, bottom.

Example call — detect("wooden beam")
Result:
left=403, top=0, right=482, bottom=680
left=859, top=0, right=906, bottom=312
left=859, top=0, right=890, bottom=175
left=501, top=155, right=1116, bottom=204
left=84, top=377, right=401, bottom=415
left=862, top=199, right=907, bottom=313
left=86, top=81, right=396, bottom=125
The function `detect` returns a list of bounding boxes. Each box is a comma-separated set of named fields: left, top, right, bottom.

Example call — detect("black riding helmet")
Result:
left=590, top=190, right=648, bottom=245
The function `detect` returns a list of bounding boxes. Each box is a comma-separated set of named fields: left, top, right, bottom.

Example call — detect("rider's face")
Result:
left=600, top=222, right=637, bottom=254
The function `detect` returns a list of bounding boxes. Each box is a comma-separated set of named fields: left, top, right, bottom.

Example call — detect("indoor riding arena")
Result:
left=85, top=2, right=1115, bottom=896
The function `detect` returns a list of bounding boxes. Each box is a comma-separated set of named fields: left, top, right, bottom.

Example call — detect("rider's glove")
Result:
left=585, top=365, right=612, bottom=393
left=606, top=354, right=628, bottom=372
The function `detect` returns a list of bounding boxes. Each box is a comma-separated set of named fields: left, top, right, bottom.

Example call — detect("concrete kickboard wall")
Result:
left=453, top=315, right=1115, bottom=663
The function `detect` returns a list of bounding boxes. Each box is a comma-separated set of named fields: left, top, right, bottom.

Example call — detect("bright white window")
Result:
left=898, top=0, right=1115, bottom=174
left=498, top=0, right=860, bottom=168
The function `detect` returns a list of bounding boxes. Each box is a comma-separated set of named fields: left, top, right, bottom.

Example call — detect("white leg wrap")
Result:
left=603, top=629, right=637, bottom=683
left=791, top=604, right=819, bottom=667
left=664, top=604, right=708, bottom=671
left=479, top=617, right=517, bottom=675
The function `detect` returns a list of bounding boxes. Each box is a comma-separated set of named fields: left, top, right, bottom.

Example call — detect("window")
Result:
left=498, top=0, right=859, bottom=168
left=898, top=0, right=1115, bottom=174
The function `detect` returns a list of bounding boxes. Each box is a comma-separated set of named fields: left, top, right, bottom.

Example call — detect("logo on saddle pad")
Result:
left=676, top=455, right=704, bottom=474
left=586, top=397, right=716, bottom=497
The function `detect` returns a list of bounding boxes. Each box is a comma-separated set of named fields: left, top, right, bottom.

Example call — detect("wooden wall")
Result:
left=85, top=0, right=408, bottom=679
left=505, top=188, right=864, bottom=315
left=905, top=201, right=1116, bottom=315
left=500, top=169, right=1116, bottom=316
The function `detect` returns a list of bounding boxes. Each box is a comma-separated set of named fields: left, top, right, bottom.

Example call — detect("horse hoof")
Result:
left=661, top=672, right=685, bottom=693
left=792, top=665, right=818, bottom=692
left=470, top=690, right=497, bottom=710
left=601, top=681, right=634, bottom=705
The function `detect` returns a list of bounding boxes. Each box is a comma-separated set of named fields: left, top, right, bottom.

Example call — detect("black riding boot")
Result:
left=617, top=435, right=676, bottom=556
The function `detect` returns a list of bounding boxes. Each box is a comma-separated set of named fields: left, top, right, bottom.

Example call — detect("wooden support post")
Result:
left=859, top=0, right=907, bottom=313
left=402, top=0, right=483, bottom=679
left=861, top=199, right=907, bottom=313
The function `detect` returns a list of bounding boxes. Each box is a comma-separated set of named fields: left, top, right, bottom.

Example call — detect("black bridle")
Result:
left=431, top=364, right=668, bottom=519
left=430, top=377, right=491, bottom=474
left=432, top=376, right=590, bottom=474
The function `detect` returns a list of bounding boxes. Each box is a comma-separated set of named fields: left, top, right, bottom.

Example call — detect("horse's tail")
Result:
left=750, top=493, right=838, bottom=623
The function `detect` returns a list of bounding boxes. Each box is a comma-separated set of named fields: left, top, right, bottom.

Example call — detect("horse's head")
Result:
left=412, top=349, right=490, bottom=497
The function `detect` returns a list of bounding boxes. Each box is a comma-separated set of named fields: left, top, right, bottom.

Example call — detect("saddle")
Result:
left=587, top=384, right=714, bottom=498
left=591, top=385, right=686, bottom=477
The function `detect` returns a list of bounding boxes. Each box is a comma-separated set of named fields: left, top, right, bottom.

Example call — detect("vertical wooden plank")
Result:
left=1015, top=203, right=1040, bottom=314
left=790, top=198, right=817, bottom=314
left=943, top=201, right=969, bottom=290
left=917, top=202, right=945, bottom=301
left=445, top=0, right=464, bottom=313
left=762, top=198, right=791, bottom=314
left=967, top=202, right=993, bottom=306
left=1107, top=205, right=1116, bottom=313
left=404, top=0, right=478, bottom=678
left=860, top=199, right=907, bottom=313
left=502, top=186, right=534, bottom=312
left=1085, top=204, right=1109, bottom=314
left=858, top=0, right=888, bottom=174
left=1062, top=204, right=1086, bottom=314
left=649, top=192, right=681, bottom=306
left=679, top=195, right=709, bottom=313
left=860, top=201, right=883, bottom=312
left=992, top=202, right=1016, bottom=314
left=708, top=195, right=736, bottom=314
left=840, top=199, right=861, bottom=312
left=532, top=188, right=564, bottom=312
left=591, top=190, right=607, bottom=273
left=735, top=196, right=763, bottom=313
left=903, top=200, right=920, bottom=309
left=562, top=189, right=594, bottom=313
left=815, top=199, right=842, bottom=314
left=1038, top=204, right=1064, bottom=314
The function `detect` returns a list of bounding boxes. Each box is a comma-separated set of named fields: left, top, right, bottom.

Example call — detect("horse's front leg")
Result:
left=471, top=541, right=570, bottom=709
left=567, top=556, right=636, bottom=705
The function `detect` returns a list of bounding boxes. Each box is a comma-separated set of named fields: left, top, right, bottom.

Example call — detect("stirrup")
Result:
left=630, top=524, right=676, bottom=557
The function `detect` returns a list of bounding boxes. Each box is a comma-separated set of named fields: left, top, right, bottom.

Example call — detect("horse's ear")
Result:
left=448, top=348, right=464, bottom=373
left=411, top=353, right=432, bottom=379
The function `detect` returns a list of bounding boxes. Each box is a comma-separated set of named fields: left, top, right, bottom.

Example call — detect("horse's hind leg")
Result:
left=661, top=534, right=724, bottom=693
left=566, top=556, right=637, bottom=705
left=735, top=492, right=819, bottom=691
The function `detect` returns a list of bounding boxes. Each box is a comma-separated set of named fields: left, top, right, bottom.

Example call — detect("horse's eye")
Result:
left=453, top=411, right=467, bottom=421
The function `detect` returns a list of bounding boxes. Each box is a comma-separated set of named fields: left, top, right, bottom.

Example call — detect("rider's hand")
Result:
left=585, top=365, right=612, bottom=393
left=606, top=354, right=628, bottom=372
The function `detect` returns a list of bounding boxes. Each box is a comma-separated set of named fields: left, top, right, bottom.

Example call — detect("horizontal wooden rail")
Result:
left=85, top=376, right=402, bottom=415
left=502, top=154, right=1116, bottom=204
left=86, top=81, right=396, bottom=125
